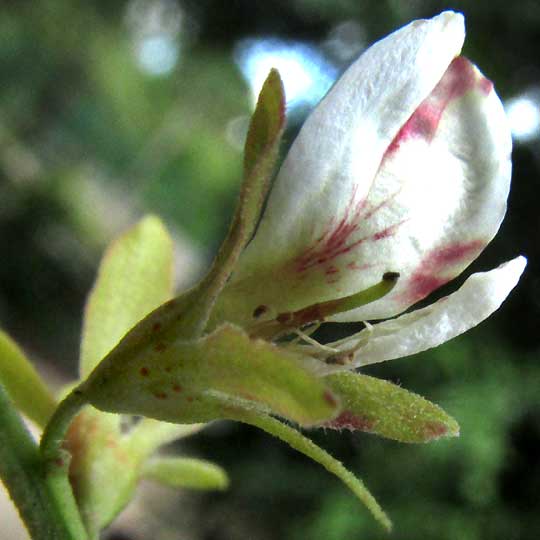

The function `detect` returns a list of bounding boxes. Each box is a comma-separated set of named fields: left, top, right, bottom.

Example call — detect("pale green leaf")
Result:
left=325, top=371, right=460, bottom=443
left=0, top=329, right=56, bottom=428
left=142, top=457, right=229, bottom=491
left=80, top=215, right=174, bottom=378
left=83, top=323, right=338, bottom=427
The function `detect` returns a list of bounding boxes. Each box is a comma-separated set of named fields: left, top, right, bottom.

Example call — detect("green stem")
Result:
left=40, top=388, right=90, bottom=540
left=0, top=383, right=83, bottom=540
left=228, top=408, right=392, bottom=532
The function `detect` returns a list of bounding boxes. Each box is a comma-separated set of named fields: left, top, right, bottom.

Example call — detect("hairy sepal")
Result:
left=176, top=69, right=286, bottom=339
left=83, top=323, right=338, bottom=427
left=324, top=371, right=459, bottom=443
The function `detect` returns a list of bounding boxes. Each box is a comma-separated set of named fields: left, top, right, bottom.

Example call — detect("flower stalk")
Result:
left=0, top=383, right=87, bottom=540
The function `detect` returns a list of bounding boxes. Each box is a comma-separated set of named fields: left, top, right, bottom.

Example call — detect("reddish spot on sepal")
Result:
left=385, top=56, right=490, bottom=157
left=252, top=304, right=269, bottom=318
left=139, top=367, right=150, bottom=377
left=400, top=239, right=485, bottom=305
left=325, top=410, right=375, bottom=432
left=323, top=390, right=338, bottom=408
left=423, top=421, right=450, bottom=440
left=153, top=391, right=168, bottom=400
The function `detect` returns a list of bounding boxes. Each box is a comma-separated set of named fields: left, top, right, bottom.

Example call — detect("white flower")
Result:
left=212, top=11, right=526, bottom=366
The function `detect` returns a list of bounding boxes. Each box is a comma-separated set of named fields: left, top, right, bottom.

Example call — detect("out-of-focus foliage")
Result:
left=1, top=1, right=538, bottom=539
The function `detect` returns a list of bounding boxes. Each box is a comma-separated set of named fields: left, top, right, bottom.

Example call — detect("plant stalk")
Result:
left=0, top=383, right=86, bottom=540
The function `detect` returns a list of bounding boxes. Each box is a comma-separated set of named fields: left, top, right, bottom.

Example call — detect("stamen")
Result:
left=249, top=272, right=399, bottom=340
left=293, top=328, right=339, bottom=353
left=290, top=323, right=321, bottom=344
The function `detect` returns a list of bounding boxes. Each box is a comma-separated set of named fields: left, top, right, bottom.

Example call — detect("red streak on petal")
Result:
left=401, top=240, right=485, bottom=305
left=325, top=266, right=339, bottom=275
left=291, top=190, right=403, bottom=276
left=406, top=274, right=449, bottom=303
left=384, top=57, right=485, bottom=158
left=346, top=261, right=372, bottom=271
left=427, top=241, right=486, bottom=269
left=326, top=410, right=375, bottom=431
left=479, top=77, right=493, bottom=96
left=293, top=186, right=366, bottom=273
left=372, top=219, right=406, bottom=241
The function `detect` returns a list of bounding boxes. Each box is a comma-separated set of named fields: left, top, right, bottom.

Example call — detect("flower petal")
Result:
left=333, top=56, right=513, bottom=321
left=211, top=13, right=473, bottom=327
left=339, top=256, right=526, bottom=367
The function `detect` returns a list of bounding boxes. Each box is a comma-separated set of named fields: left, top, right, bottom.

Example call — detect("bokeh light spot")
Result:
left=135, top=34, right=179, bottom=76
left=235, top=38, right=337, bottom=112
left=505, top=91, right=540, bottom=143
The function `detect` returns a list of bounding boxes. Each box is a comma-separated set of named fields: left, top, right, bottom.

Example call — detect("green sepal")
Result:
left=0, top=329, right=56, bottom=428
left=243, top=68, right=286, bottom=179
left=142, top=457, right=229, bottom=491
left=82, top=323, right=338, bottom=427
left=324, top=371, right=460, bottom=443
left=169, top=69, right=286, bottom=340
left=225, top=404, right=392, bottom=532
left=80, top=71, right=286, bottom=354
left=80, top=215, right=174, bottom=378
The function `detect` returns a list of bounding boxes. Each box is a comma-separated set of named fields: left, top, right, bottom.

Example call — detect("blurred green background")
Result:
left=1, top=1, right=539, bottom=539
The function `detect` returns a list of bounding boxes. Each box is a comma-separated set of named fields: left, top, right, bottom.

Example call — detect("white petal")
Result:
left=214, top=12, right=466, bottom=327
left=332, top=57, right=513, bottom=321
left=342, top=256, right=526, bottom=367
